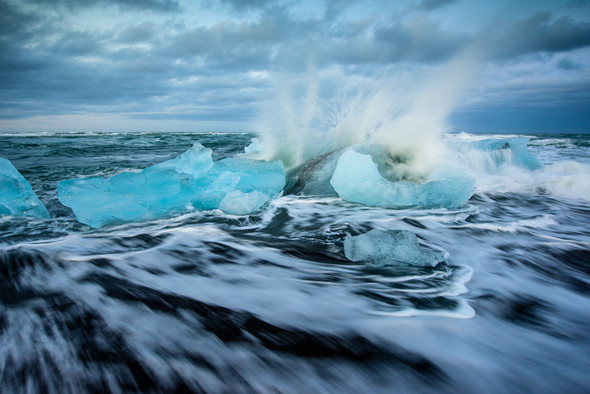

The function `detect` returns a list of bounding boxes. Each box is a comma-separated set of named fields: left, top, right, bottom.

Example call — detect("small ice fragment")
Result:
left=244, top=138, right=263, bottom=154
left=0, top=158, right=49, bottom=218
left=343, top=229, right=446, bottom=267
left=219, top=190, right=270, bottom=215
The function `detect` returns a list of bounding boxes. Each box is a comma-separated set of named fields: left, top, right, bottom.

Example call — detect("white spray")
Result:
left=255, top=47, right=482, bottom=180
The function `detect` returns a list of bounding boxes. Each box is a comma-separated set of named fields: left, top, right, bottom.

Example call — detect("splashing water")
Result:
left=255, top=48, right=482, bottom=180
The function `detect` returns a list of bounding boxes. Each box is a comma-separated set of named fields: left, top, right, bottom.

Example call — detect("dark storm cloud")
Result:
left=491, top=12, right=590, bottom=59
left=0, top=1, right=38, bottom=37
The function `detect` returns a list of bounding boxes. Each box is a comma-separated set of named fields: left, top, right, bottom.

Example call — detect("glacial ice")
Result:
left=219, top=190, right=270, bottom=215
left=475, top=137, right=543, bottom=170
left=449, top=137, right=543, bottom=171
left=58, top=143, right=286, bottom=228
left=344, top=229, right=446, bottom=267
left=0, top=158, right=49, bottom=218
left=330, top=149, right=475, bottom=209
left=244, top=138, right=263, bottom=155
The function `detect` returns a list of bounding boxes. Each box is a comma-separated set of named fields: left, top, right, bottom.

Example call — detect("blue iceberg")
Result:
left=58, top=143, right=286, bottom=228
left=0, top=158, right=49, bottom=218
left=344, top=229, right=446, bottom=267
left=449, top=137, right=543, bottom=171
left=473, top=137, right=543, bottom=170
left=330, top=149, right=475, bottom=209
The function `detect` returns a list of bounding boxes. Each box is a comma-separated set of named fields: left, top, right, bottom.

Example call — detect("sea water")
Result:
left=1, top=131, right=590, bottom=393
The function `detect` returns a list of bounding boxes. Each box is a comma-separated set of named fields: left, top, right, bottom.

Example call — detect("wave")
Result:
left=443, top=134, right=590, bottom=202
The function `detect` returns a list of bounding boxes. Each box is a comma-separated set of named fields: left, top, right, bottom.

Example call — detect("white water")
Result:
left=443, top=133, right=590, bottom=202
left=255, top=47, right=482, bottom=180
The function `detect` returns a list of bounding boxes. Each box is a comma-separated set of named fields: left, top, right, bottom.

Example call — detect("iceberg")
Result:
left=58, top=143, right=286, bottom=228
left=0, top=158, right=49, bottom=218
left=330, top=149, right=475, bottom=209
left=448, top=137, right=543, bottom=171
left=473, top=137, right=543, bottom=170
left=343, top=229, right=446, bottom=267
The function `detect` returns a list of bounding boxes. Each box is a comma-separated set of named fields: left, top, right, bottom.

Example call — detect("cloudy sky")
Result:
left=0, top=0, right=589, bottom=133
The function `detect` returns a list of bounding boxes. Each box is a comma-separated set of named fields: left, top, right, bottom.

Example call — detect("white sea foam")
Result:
left=463, top=215, right=558, bottom=233
left=442, top=134, right=590, bottom=202
left=542, top=161, right=590, bottom=198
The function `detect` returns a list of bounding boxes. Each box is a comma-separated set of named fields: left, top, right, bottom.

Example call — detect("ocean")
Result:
left=1, top=131, right=590, bottom=393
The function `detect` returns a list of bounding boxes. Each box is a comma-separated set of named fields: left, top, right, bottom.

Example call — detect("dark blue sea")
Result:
left=1, top=131, right=590, bottom=393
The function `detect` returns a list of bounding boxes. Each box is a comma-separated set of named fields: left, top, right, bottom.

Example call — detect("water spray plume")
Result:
left=256, top=46, right=482, bottom=180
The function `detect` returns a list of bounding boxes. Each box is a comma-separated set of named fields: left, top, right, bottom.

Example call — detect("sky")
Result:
left=0, top=0, right=589, bottom=133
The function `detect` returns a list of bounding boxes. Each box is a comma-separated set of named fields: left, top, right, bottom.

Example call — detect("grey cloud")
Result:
left=28, top=0, right=179, bottom=12
left=0, top=43, right=47, bottom=74
left=324, top=0, right=359, bottom=21
left=219, top=0, right=273, bottom=12
left=374, top=20, right=469, bottom=63
left=51, top=30, right=106, bottom=57
left=491, top=13, right=590, bottom=59
left=117, top=22, right=158, bottom=43
left=0, top=1, right=38, bottom=37
left=0, top=0, right=60, bottom=50
left=161, top=10, right=314, bottom=70
left=107, top=0, right=179, bottom=12
left=0, top=58, right=174, bottom=118
left=270, top=11, right=470, bottom=68
left=557, top=57, right=582, bottom=70
left=1, top=0, right=589, bottom=133
left=110, top=48, right=174, bottom=74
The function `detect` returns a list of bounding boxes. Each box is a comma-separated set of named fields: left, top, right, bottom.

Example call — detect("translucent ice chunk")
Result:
left=330, top=149, right=474, bottom=209
left=58, top=143, right=285, bottom=228
left=212, top=157, right=286, bottom=196
left=244, top=138, right=263, bottom=154
left=174, top=143, right=214, bottom=176
left=0, top=158, right=49, bottom=218
left=474, top=137, right=543, bottom=170
left=343, top=229, right=446, bottom=267
left=448, top=137, right=543, bottom=171
left=219, top=190, right=270, bottom=215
